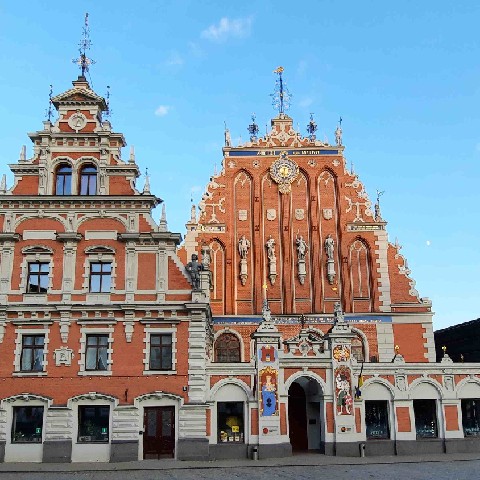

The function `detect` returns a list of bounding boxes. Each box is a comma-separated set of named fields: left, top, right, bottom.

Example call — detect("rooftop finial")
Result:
left=247, top=113, right=259, bottom=141
left=129, top=146, right=135, bottom=163
left=335, top=116, right=343, bottom=146
left=306, top=113, right=317, bottom=141
left=45, top=85, right=54, bottom=122
left=224, top=121, right=231, bottom=147
left=159, top=203, right=168, bottom=232
left=143, top=168, right=150, bottom=194
left=271, top=66, right=292, bottom=115
left=72, top=13, right=96, bottom=78
left=375, top=189, right=385, bottom=222
left=104, top=85, right=112, bottom=119
left=19, top=145, right=26, bottom=162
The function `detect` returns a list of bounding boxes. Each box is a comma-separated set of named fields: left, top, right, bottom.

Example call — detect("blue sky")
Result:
left=0, top=1, right=479, bottom=330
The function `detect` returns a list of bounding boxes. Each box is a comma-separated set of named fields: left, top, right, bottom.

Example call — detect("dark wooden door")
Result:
left=288, top=382, right=308, bottom=451
left=143, top=406, right=175, bottom=459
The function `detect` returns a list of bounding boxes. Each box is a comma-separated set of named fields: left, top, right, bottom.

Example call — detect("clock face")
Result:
left=270, top=153, right=299, bottom=193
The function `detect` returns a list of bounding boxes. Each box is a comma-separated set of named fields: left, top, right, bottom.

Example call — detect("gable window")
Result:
left=149, top=334, right=173, bottom=371
left=215, top=333, right=241, bottom=363
left=79, top=165, right=97, bottom=195
left=462, top=399, right=480, bottom=437
left=89, top=262, right=112, bottom=293
left=26, top=262, right=49, bottom=294
left=85, top=334, right=109, bottom=371
left=20, top=335, right=45, bottom=372
left=55, top=164, right=72, bottom=195
left=78, top=405, right=110, bottom=443
left=12, top=406, right=44, bottom=443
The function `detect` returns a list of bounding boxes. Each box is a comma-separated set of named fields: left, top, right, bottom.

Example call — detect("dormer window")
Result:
left=55, top=164, right=72, bottom=195
left=79, top=165, right=97, bottom=195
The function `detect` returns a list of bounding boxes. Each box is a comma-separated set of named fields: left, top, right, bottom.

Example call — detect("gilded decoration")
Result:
left=269, top=152, right=299, bottom=194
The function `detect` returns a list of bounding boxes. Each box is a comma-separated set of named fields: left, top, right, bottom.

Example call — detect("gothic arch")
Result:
left=213, top=328, right=245, bottom=362
left=282, top=371, right=327, bottom=397
left=209, top=378, right=253, bottom=402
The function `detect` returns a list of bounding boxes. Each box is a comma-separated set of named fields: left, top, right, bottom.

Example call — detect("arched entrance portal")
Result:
left=288, top=377, right=324, bottom=452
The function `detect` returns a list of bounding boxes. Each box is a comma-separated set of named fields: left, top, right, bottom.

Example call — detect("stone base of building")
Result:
left=209, top=443, right=248, bottom=460
left=0, top=442, right=5, bottom=463
left=365, top=439, right=396, bottom=456
left=177, top=438, right=210, bottom=461
left=395, top=439, right=444, bottom=455
left=334, top=442, right=364, bottom=457
left=43, top=440, right=72, bottom=463
left=445, top=438, right=480, bottom=453
left=257, top=443, right=292, bottom=459
left=110, top=440, right=139, bottom=462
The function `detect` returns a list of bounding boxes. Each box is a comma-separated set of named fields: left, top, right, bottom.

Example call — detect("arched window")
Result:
left=214, top=333, right=241, bottom=363
left=352, top=335, right=365, bottom=362
left=79, top=165, right=97, bottom=195
left=55, top=164, right=72, bottom=195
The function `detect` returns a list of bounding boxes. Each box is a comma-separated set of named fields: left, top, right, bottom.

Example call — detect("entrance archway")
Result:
left=287, top=377, right=323, bottom=452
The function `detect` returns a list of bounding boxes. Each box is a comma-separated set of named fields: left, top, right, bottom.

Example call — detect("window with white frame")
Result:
left=14, top=328, right=49, bottom=375
left=12, top=406, right=44, bottom=443
left=143, top=328, right=177, bottom=374
left=20, top=246, right=54, bottom=295
left=78, top=326, right=113, bottom=376
left=82, top=247, right=116, bottom=293
left=77, top=405, right=110, bottom=443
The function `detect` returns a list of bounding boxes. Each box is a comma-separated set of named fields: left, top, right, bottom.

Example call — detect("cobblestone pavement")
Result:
left=0, top=460, right=479, bottom=480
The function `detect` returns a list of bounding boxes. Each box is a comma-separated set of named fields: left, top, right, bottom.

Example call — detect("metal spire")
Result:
left=271, top=66, right=292, bottom=115
left=306, top=113, right=317, bottom=141
left=72, top=13, right=96, bottom=77
left=104, top=85, right=112, bottom=119
left=247, top=113, right=259, bottom=141
left=45, top=85, right=54, bottom=122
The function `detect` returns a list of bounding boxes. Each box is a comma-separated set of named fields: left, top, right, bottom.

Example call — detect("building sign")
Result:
left=227, top=149, right=339, bottom=157
left=347, top=224, right=384, bottom=232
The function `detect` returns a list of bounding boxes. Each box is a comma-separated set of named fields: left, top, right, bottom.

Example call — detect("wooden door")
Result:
left=143, top=406, right=175, bottom=459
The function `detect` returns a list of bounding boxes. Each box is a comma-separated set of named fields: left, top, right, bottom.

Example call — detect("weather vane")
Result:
left=72, top=13, right=96, bottom=77
left=271, top=66, right=292, bottom=114
left=45, top=84, right=54, bottom=122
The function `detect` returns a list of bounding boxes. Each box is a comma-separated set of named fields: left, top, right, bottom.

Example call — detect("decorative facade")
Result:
left=1, top=58, right=480, bottom=463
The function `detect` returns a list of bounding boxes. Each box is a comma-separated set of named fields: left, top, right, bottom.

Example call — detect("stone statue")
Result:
left=266, top=236, right=276, bottom=261
left=325, top=234, right=334, bottom=260
left=335, top=125, right=342, bottom=146
left=238, top=235, right=250, bottom=259
left=186, top=253, right=204, bottom=290
left=333, top=302, right=344, bottom=324
left=296, top=235, right=308, bottom=261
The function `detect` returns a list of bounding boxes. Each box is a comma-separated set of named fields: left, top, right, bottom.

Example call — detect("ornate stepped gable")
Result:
left=182, top=112, right=430, bottom=317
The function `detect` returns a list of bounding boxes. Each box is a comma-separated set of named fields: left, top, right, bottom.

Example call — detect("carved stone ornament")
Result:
left=53, top=347, right=74, bottom=366
left=238, top=210, right=248, bottom=221
left=266, top=209, right=276, bottom=221
left=269, top=152, right=299, bottom=194
left=294, top=209, right=304, bottom=221
left=323, top=208, right=333, bottom=220
left=68, top=111, right=87, bottom=132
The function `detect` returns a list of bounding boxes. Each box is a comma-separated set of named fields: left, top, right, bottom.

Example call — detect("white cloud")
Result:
left=426, top=240, right=431, bottom=246
left=201, top=16, right=253, bottom=42
left=298, top=97, right=313, bottom=108
left=165, top=51, right=184, bottom=67
left=155, top=105, right=170, bottom=117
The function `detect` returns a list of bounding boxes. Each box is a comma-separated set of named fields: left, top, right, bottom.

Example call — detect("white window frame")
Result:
left=20, top=246, right=54, bottom=297
left=78, top=326, right=114, bottom=376
left=143, top=327, right=177, bottom=375
left=13, top=327, right=50, bottom=376
left=82, top=247, right=117, bottom=301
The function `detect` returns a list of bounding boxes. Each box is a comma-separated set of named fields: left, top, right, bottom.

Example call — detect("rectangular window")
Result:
left=149, top=334, right=173, bottom=371
left=26, top=262, right=49, bottom=293
left=78, top=406, right=110, bottom=443
left=413, top=399, right=438, bottom=438
left=85, top=334, right=108, bottom=371
left=89, top=262, right=112, bottom=293
left=217, top=402, right=244, bottom=443
left=12, top=406, right=44, bottom=443
left=365, top=400, right=390, bottom=440
left=462, top=399, right=480, bottom=437
left=20, top=335, right=44, bottom=372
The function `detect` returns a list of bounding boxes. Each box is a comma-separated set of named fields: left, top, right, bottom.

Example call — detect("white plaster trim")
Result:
left=78, top=326, right=114, bottom=375
left=13, top=327, right=50, bottom=374
left=142, top=327, right=177, bottom=374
